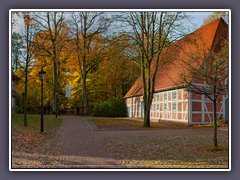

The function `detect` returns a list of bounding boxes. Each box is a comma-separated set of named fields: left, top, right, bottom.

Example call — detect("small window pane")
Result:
left=164, top=103, right=167, bottom=111
left=172, top=91, right=177, bottom=100
left=172, top=102, right=177, bottom=111
left=164, top=93, right=168, bottom=101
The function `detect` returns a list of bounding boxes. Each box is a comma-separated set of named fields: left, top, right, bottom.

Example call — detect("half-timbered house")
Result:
left=124, top=18, right=228, bottom=124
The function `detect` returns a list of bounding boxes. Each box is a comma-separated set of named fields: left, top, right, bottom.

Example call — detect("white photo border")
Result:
left=9, top=9, right=231, bottom=172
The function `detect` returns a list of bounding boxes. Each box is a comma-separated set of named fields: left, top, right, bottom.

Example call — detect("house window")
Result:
left=172, top=91, right=177, bottom=100
left=164, top=102, right=168, bottom=111
left=136, top=97, right=139, bottom=110
left=127, top=106, right=131, bottom=117
left=157, top=103, right=160, bottom=111
left=164, top=92, right=168, bottom=111
left=164, top=93, right=168, bottom=100
left=157, top=93, right=160, bottom=101
left=172, top=102, right=177, bottom=111
left=172, top=91, right=177, bottom=111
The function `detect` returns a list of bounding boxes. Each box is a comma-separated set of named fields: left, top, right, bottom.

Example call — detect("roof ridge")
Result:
left=165, top=18, right=224, bottom=51
left=195, top=17, right=224, bottom=31
left=124, top=17, right=228, bottom=98
left=209, top=18, right=228, bottom=50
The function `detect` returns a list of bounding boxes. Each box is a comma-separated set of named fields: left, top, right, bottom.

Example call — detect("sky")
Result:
left=185, top=11, right=213, bottom=30
left=187, top=12, right=213, bottom=27
left=12, top=11, right=214, bottom=36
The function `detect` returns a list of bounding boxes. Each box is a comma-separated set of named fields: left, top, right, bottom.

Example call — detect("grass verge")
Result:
left=12, top=114, right=62, bottom=153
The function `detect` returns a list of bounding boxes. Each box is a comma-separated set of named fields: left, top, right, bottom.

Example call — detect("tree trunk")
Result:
left=81, top=14, right=88, bottom=115
left=23, top=24, right=29, bottom=127
left=23, top=72, right=28, bottom=126
left=143, top=106, right=150, bottom=127
left=81, top=73, right=87, bottom=115
left=143, top=94, right=151, bottom=127
left=142, top=71, right=152, bottom=127
left=52, top=43, right=58, bottom=118
left=213, top=99, right=218, bottom=147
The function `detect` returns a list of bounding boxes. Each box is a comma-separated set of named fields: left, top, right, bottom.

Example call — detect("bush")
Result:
left=92, top=97, right=126, bottom=117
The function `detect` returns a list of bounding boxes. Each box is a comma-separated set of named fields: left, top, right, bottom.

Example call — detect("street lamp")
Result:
left=38, top=68, right=46, bottom=133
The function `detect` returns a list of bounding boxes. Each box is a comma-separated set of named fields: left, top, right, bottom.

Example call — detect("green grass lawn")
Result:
left=12, top=114, right=62, bottom=132
left=12, top=114, right=62, bottom=153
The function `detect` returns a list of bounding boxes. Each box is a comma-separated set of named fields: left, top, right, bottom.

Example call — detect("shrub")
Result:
left=92, top=97, right=126, bottom=117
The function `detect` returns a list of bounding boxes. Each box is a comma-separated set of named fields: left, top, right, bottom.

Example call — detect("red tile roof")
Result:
left=124, top=18, right=228, bottom=98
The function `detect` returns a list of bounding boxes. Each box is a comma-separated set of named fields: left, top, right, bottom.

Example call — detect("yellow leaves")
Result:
left=15, top=27, right=140, bottom=110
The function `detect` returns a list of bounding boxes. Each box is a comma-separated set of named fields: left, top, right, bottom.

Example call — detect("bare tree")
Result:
left=180, top=35, right=228, bottom=147
left=68, top=12, right=111, bottom=115
left=122, top=12, right=186, bottom=127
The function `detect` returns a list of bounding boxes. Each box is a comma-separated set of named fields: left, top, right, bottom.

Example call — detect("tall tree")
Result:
left=32, top=12, right=68, bottom=117
left=16, top=13, right=35, bottom=126
left=122, top=12, right=185, bottom=127
left=68, top=12, right=111, bottom=115
left=103, top=33, right=140, bottom=98
left=63, top=33, right=139, bottom=112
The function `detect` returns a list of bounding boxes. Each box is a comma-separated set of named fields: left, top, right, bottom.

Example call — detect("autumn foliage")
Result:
left=12, top=12, right=139, bottom=115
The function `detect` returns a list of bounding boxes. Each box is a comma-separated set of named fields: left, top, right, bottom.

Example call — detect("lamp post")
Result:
left=38, top=68, right=46, bottom=133
left=65, top=68, right=71, bottom=114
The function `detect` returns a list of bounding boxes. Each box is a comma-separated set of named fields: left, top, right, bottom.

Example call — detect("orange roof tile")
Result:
left=124, top=18, right=228, bottom=98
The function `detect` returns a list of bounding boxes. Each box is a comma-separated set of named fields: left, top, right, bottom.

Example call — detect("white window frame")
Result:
left=164, top=93, right=168, bottom=101
left=172, top=102, right=177, bottom=111
left=164, top=92, right=168, bottom=111
left=136, top=97, right=139, bottom=111
left=157, top=93, right=160, bottom=101
left=172, top=90, right=177, bottom=112
left=172, top=91, right=177, bottom=100
left=157, top=103, right=160, bottom=111
left=164, top=102, right=168, bottom=111
left=127, top=106, right=131, bottom=117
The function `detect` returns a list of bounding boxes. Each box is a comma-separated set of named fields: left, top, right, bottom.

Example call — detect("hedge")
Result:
left=92, top=97, right=126, bottom=117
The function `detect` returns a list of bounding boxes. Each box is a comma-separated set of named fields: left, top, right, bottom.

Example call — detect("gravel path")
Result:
left=56, top=116, right=122, bottom=168
left=12, top=116, right=228, bottom=169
